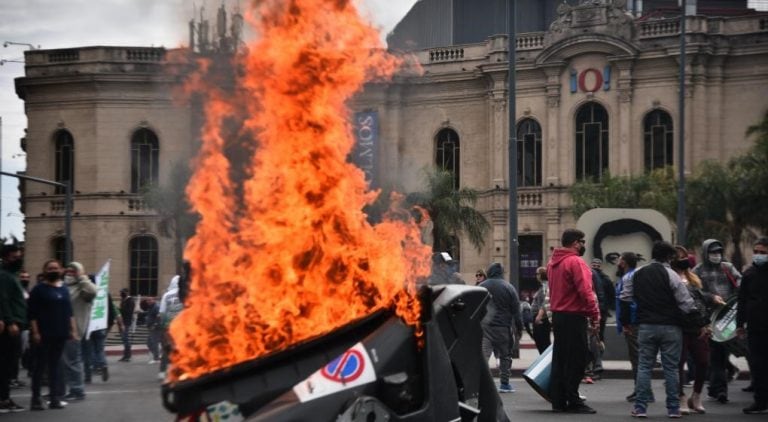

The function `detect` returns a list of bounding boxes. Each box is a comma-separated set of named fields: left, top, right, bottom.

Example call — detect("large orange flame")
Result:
left=169, top=0, right=432, bottom=382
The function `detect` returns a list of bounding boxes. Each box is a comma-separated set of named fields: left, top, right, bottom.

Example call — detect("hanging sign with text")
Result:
left=351, top=111, right=379, bottom=187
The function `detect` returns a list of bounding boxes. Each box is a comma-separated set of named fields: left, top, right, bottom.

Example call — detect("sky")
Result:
left=0, top=0, right=418, bottom=241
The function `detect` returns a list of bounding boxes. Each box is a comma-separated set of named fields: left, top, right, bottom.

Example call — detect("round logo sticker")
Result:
left=320, top=350, right=365, bottom=383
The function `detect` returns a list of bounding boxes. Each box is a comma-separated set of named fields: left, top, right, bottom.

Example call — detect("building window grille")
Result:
left=435, top=128, right=460, bottom=189
left=130, top=128, right=159, bottom=193
left=575, top=102, right=609, bottom=181
left=516, top=118, right=542, bottom=187
left=643, top=110, right=674, bottom=171
left=129, top=235, right=158, bottom=296
left=54, top=130, right=74, bottom=194
left=52, top=236, right=73, bottom=266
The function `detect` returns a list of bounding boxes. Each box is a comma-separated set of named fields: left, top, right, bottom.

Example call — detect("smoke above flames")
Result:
left=167, top=0, right=432, bottom=382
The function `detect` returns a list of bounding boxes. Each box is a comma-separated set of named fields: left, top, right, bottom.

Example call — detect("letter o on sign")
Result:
left=578, top=68, right=603, bottom=93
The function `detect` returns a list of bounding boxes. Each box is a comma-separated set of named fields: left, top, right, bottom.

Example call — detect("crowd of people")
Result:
left=426, top=228, right=767, bottom=418
left=502, top=229, right=767, bottom=417
left=2, top=231, right=767, bottom=418
left=0, top=245, right=184, bottom=413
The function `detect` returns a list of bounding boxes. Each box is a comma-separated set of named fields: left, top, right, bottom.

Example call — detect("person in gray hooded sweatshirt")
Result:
left=479, top=263, right=523, bottom=393
left=158, top=275, right=184, bottom=380
left=693, top=239, right=742, bottom=403
left=60, top=261, right=97, bottom=401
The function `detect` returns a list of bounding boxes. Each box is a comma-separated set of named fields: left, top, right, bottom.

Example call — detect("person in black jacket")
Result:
left=619, top=241, right=706, bottom=418
left=479, top=263, right=523, bottom=394
left=736, top=237, right=768, bottom=415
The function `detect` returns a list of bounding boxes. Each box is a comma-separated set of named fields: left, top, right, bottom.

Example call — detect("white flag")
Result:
left=87, top=259, right=111, bottom=338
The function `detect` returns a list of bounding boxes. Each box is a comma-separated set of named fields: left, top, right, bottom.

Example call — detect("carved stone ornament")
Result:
left=619, top=89, right=632, bottom=103
left=547, top=95, right=561, bottom=108
left=545, top=0, right=635, bottom=47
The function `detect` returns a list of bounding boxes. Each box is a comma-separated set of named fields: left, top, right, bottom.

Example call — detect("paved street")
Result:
left=1, top=353, right=761, bottom=421
left=499, top=377, right=760, bottom=421
left=2, top=356, right=172, bottom=422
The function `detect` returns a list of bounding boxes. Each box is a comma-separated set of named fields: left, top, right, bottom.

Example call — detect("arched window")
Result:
left=131, top=128, right=159, bottom=193
left=435, top=128, right=460, bottom=190
left=54, top=130, right=74, bottom=194
left=51, top=236, right=73, bottom=266
left=643, top=110, right=674, bottom=171
left=516, top=118, right=542, bottom=187
left=575, top=102, right=609, bottom=181
left=129, top=236, right=158, bottom=296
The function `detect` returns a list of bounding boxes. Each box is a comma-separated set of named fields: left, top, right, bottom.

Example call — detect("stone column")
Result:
left=541, top=64, right=564, bottom=250
left=541, top=64, right=564, bottom=186
left=703, top=56, right=725, bottom=164
left=486, top=72, right=508, bottom=188
left=612, top=59, right=635, bottom=176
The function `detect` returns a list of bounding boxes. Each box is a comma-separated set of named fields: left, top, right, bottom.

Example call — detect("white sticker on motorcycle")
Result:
left=293, top=343, right=376, bottom=403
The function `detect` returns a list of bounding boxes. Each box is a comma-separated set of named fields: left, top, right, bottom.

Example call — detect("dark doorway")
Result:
left=518, top=234, right=543, bottom=297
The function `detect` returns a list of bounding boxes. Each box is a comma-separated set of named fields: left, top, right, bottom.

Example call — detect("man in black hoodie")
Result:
left=479, top=263, right=523, bottom=393
left=737, top=237, right=768, bottom=414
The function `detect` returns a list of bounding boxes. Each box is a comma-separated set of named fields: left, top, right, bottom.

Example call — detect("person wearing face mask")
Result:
left=736, top=237, right=768, bottom=414
left=28, top=259, right=77, bottom=411
left=620, top=242, right=704, bottom=419
left=58, top=262, right=96, bottom=401
left=671, top=245, right=717, bottom=414
left=693, top=239, right=742, bottom=404
left=546, top=229, right=600, bottom=414
left=0, top=244, right=27, bottom=413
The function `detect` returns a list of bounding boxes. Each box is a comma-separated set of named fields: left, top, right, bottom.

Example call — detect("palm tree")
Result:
left=142, top=162, right=198, bottom=274
left=407, top=169, right=491, bottom=254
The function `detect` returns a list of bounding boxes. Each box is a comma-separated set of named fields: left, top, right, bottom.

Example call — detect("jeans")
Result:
left=707, top=340, right=729, bottom=398
left=636, top=324, right=682, bottom=410
left=748, top=329, right=768, bottom=405
left=679, top=332, right=709, bottom=394
left=532, top=319, right=551, bottom=354
left=551, top=312, right=589, bottom=409
left=121, top=328, right=132, bottom=359
left=624, top=328, right=639, bottom=386
left=89, top=329, right=107, bottom=370
left=81, top=336, right=93, bottom=381
left=147, top=328, right=162, bottom=361
left=31, top=337, right=67, bottom=401
left=60, top=339, right=85, bottom=396
left=0, top=331, right=14, bottom=400
left=481, top=325, right=514, bottom=385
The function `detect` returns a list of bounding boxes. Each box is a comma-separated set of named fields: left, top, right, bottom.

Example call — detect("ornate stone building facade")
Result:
left=353, top=1, right=768, bottom=287
left=14, top=2, right=768, bottom=292
left=16, top=47, right=194, bottom=296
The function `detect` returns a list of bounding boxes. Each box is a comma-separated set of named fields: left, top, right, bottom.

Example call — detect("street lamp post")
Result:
left=508, top=0, right=519, bottom=287
left=677, top=0, right=696, bottom=245
left=0, top=171, right=72, bottom=264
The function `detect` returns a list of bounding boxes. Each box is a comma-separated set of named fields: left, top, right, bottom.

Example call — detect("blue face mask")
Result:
left=753, top=254, right=768, bottom=266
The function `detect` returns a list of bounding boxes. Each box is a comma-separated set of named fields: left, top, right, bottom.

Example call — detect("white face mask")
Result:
left=753, top=254, right=768, bottom=266
left=708, top=253, right=722, bottom=265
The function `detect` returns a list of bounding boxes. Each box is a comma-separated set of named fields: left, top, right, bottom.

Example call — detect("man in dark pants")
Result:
left=614, top=252, right=647, bottom=402
left=479, top=263, right=523, bottom=393
left=547, top=229, right=600, bottom=414
left=0, top=244, right=27, bottom=412
left=118, top=288, right=135, bottom=362
left=736, top=236, right=768, bottom=414
left=693, top=239, right=741, bottom=403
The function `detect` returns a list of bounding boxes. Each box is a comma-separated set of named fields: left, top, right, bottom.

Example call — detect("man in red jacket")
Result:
left=547, top=229, right=600, bottom=414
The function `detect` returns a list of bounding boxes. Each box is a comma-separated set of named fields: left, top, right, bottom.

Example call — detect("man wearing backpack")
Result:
left=693, top=239, right=742, bottom=404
